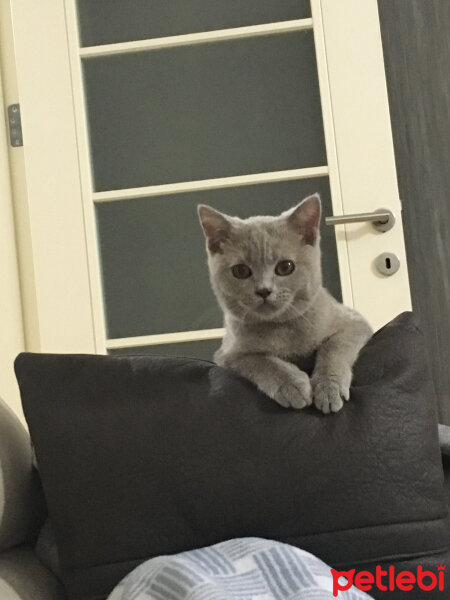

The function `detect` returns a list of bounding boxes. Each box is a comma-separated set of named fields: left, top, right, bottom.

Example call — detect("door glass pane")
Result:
left=109, top=339, right=221, bottom=361
left=83, top=31, right=326, bottom=191
left=76, top=0, right=311, bottom=47
left=96, top=178, right=341, bottom=340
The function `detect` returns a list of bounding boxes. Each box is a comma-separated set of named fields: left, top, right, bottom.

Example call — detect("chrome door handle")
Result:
left=325, top=208, right=395, bottom=232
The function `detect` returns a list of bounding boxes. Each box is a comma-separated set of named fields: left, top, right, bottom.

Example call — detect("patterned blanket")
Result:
left=108, top=538, right=372, bottom=600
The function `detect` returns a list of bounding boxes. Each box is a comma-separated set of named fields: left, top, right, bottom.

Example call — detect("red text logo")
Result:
left=331, top=564, right=445, bottom=596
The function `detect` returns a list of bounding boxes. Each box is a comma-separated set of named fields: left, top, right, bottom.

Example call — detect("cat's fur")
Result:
left=198, top=194, right=373, bottom=414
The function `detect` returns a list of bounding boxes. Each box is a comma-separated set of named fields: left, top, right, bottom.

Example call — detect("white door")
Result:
left=4, top=0, right=411, bottom=361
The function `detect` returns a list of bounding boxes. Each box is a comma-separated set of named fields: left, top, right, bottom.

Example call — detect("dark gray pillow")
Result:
left=14, top=312, right=448, bottom=600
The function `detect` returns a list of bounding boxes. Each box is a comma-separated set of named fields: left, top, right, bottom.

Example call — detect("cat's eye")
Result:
left=275, top=260, right=295, bottom=276
left=231, top=264, right=252, bottom=279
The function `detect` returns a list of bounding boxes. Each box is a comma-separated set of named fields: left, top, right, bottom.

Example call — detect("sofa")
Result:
left=2, top=313, right=450, bottom=600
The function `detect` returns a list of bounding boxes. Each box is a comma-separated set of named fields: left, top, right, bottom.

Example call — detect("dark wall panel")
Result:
left=378, top=0, right=450, bottom=422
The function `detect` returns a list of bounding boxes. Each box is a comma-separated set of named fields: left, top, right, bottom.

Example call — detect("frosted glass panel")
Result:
left=96, top=178, right=341, bottom=339
left=77, top=0, right=311, bottom=46
left=109, top=339, right=221, bottom=362
left=83, top=31, right=326, bottom=191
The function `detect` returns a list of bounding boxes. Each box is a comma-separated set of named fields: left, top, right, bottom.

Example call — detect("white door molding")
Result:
left=0, top=68, right=24, bottom=419
left=313, top=0, right=411, bottom=329
left=8, top=0, right=98, bottom=354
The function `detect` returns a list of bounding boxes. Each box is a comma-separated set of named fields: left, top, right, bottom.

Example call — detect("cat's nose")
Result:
left=255, top=288, right=272, bottom=299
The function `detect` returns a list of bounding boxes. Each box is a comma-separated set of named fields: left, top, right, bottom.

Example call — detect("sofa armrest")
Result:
left=0, top=544, right=66, bottom=600
left=0, top=396, right=46, bottom=551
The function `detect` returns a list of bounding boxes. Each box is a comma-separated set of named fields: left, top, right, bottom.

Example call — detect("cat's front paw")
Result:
left=312, top=380, right=344, bottom=414
left=273, top=372, right=312, bottom=410
left=312, top=372, right=351, bottom=415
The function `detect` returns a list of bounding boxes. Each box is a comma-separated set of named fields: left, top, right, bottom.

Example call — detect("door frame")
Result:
left=5, top=0, right=411, bottom=357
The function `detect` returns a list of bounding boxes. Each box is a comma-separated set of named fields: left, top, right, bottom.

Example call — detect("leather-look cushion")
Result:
left=14, top=312, right=448, bottom=600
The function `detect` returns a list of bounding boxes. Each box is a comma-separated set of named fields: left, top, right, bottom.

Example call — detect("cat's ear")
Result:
left=287, top=193, right=321, bottom=246
left=198, top=205, right=231, bottom=254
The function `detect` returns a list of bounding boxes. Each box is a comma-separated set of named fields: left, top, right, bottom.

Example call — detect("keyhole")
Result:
left=375, top=252, right=399, bottom=276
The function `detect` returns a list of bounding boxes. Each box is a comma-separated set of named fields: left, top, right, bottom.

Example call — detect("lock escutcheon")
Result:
left=375, top=252, right=400, bottom=276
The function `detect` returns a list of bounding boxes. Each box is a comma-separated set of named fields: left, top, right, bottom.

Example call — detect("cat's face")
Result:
left=198, top=195, right=322, bottom=323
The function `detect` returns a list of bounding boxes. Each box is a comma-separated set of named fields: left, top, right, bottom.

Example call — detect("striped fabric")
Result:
left=108, top=538, right=372, bottom=600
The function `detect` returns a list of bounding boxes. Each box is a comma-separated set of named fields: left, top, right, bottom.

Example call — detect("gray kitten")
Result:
left=198, top=194, right=372, bottom=414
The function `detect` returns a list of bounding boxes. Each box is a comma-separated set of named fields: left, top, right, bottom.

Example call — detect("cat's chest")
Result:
left=237, top=320, right=318, bottom=358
